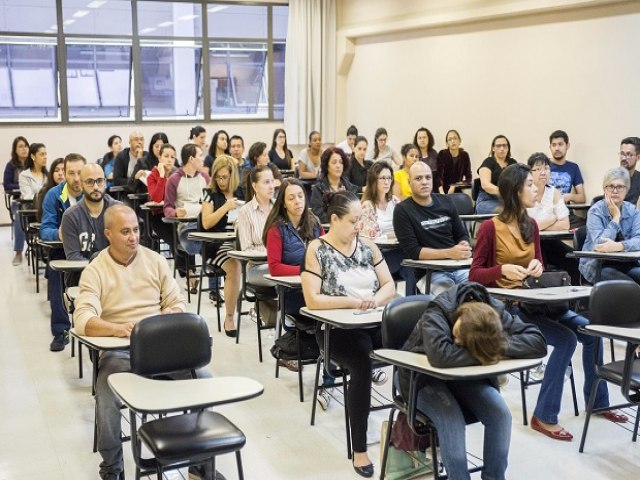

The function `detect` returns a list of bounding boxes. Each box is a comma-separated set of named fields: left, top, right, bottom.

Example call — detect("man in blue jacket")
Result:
left=40, top=153, right=86, bottom=351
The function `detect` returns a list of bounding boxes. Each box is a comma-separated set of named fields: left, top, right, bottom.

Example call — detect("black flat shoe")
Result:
left=224, top=326, right=237, bottom=338
left=352, top=462, right=374, bottom=478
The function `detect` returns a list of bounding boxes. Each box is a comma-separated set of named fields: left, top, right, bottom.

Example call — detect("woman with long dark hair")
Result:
left=413, top=126, right=441, bottom=190
left=246, top=141, right=282, bottom=189
left=438, top=129, right=472, bottom=194
left=36, top=157, right=64, bottom=222
left=205, top=129, right=230, bottom=169
left=309, top=147, right=357, bottom=223
left=470, top=163, right=625, bottom=441
left=268, top=128, right=294, bottom=170
left=4, top=136, right=29, bottom=265
left=347, top=136, right=372, bottom=192
left=19, top=143, right=48, bottom=201
left=369, top=127, right=401, bottom=169
left=100, top=134, right=122, bottom=189
left=475, top=135, right=517, bottom=214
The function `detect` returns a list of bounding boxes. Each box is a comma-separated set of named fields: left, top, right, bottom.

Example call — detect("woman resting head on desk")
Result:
left=470, top=163, right=626, bottom=441
left=579, top=166, right=640, bottom=284
left=401, top=283, right=547, bottom=480
left=301, top=190, right=396, bottom=478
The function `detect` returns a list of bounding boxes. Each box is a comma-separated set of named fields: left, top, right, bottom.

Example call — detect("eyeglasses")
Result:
left=605, top=184, right=627, bottom=192
left=531, top=167, right=550, bottom=173
left=377, top=176, right=392, bottom=181
left=83, top=178, right=106, bottom=187
left=215, top=175, right=230, bottom=181
left=619, top=151, right=637, bottom=159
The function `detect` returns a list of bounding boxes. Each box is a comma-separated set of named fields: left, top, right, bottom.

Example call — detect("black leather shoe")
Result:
left=224, top=326, right=237, bottom=338
left=352, top=462, right=374, bottom=478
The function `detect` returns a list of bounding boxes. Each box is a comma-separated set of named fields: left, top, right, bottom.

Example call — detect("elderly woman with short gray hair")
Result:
left=579, top=167, right=640, bottom=284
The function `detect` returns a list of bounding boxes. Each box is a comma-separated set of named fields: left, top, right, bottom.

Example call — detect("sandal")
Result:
left=531, top=416, right=573, bottom=441
left=188, top=279, right=199, bottom=295
left=598, top=411, right=628, bottom=423
left=278, top=359, right=299, bottom=372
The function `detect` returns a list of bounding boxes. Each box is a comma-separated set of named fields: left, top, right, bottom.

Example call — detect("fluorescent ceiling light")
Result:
left=87, top=0, right=107, bottom=8
left=158, top=21, right=174, bottom=27
left=179, top=14, right=198, bottom=21
left=207, top=6, right=228, bottom=14
left=73, top=10, right=90, bottom=18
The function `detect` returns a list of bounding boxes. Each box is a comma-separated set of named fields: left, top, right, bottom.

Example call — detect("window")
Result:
left=66, top=40, right=133, bottom=119
left=0, top=1, right=287, bottom=123
left=209, top=42, right=267, bottom=119
left=140, top=41, right=203, bottom=118
left=0, top=37, right=59, bottom=120
left=62, top=0, right=132, bottom=36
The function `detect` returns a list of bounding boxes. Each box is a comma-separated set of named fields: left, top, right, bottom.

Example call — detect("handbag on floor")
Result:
left=380, top=414, right=433, bottom=480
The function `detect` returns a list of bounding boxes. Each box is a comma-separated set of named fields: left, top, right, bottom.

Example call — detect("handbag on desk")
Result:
left=521, top=270, right=571, bottom=317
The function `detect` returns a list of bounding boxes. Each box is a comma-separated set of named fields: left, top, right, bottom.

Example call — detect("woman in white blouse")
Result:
left=526, top=152, right=579, bottom=283
left=236, top=165, right=275, bottom=286
left=358, top=161, right=415, bottom=295
left=19, top=143, right=48, bottom=201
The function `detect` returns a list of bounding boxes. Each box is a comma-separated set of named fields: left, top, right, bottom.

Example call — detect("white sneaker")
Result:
left=372, top=368, right=387, bottom=386
left=529, top=363, right=546, bottom=382
left=317, top=388, right=331, bottom=411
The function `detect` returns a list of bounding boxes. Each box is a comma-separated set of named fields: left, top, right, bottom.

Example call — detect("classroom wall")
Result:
left=336, top=0, right=640, bottom=201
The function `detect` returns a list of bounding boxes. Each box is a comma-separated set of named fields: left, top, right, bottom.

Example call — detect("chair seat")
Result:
left=139, top=411, right=246, bottom=463
left=598, top=359, right=640, bottom=389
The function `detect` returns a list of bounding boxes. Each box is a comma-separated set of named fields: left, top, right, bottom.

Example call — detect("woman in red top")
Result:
left=147, top=144, right=196, bottom=291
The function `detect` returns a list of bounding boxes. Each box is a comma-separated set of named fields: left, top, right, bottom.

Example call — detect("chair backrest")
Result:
left=471, top=178, right=481, bottom=202
left=573, top=225, right=587, bottom=251
left=130, top=312, right=212, bottom=377
left=590, top=280, right=640, bottom=327
left=591, top=194, right=604, bottom=205
left=449, top=193, right=474, bottom=216
left=381, top=295, right=433, bottom=349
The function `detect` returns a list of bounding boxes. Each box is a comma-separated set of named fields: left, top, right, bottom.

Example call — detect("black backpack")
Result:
left=270, top=330, right=320, bottom=361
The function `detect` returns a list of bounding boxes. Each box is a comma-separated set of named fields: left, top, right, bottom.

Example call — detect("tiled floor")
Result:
left=0, top=226, right=639, bottom=479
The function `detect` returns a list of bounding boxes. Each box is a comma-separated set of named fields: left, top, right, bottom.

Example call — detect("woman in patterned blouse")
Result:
left=302, top=190, right=395, bottom=478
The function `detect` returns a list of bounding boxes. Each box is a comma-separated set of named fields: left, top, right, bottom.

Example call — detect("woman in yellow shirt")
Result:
left=393, top=144, right=420, bottom=200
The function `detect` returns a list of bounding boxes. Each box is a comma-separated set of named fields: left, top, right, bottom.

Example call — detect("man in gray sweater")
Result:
left=60, top=163, right=121, bottom=282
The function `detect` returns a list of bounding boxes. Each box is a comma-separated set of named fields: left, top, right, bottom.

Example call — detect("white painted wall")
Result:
left=337, top=0, right=640, bottom=201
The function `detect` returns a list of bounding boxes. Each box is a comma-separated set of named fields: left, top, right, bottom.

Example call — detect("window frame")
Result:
left=0, top=0, right=287, bottom=124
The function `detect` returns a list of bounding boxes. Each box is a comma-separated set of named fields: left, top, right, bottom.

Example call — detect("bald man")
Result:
left=74, top=205, right=215, bottom=480
left=393, top=162, right=471, bottom=294
left=60, top=163, right=121, bottom=263
left=112, top=130, right=148, bottom=193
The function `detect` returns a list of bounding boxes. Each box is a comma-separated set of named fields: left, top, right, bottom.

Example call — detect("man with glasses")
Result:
left=620, top=136, right=640, bottom=204
left=393, top=161, right=471, bottom=295
left=548, top=130, right=586, bottom=228
left=41, top=153, right=86, bottom=352
left=60, top=163, right=121, bottom=266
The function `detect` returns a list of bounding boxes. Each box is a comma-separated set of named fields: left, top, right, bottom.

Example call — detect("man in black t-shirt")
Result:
left=620, top=136, right=640, bottom=205
left=393, top=162, right=471, bottom=294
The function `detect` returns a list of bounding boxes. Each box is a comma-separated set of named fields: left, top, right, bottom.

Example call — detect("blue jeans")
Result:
left=514, top=306, right=609, bottom=424
left=11, top=200, right=25, bottom=252
left=429, top=269, right=469, bottom=296
left=382, top=247, right=416, bottom=296
left=475, top=191, right=501, bottom=214
left=48, top=248, right=70, bottom=336
left=600, top=262, right=640, bottom=284
left=415, top=378, right=511, bottom=480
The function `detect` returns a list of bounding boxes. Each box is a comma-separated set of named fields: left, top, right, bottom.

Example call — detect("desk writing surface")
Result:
left=264, top=274, right=301, bottom=287
left=487, top=285, right=591, bottom=303
left=570, top=250, right=640, bottom=260
left=108, top=374, right=264, bottom=414
left=49, top=259, right=89, bottom=272
left=584, top=325, right=640, bottom=342
left=227, top=249, right=267, bottom=261
left=459, top=213, right=496, bottom=221
left=540, top=230, right=574, bottom=239
left=373, top=236, right=399, bottom=249
left=371, top=349, right=542, bottom=381
left=162, top=216, right=197, bottom=223
left=299, top=306, right=382, bottom=328
left=187, top=231, right=237, bottom=242
left=36, top=238, right=63, bottom=248
left=402, top=258, right=472, bottom=269
left=567, top=203, right=591, bottom=211
left=69, top=328, right=130, bottom=350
